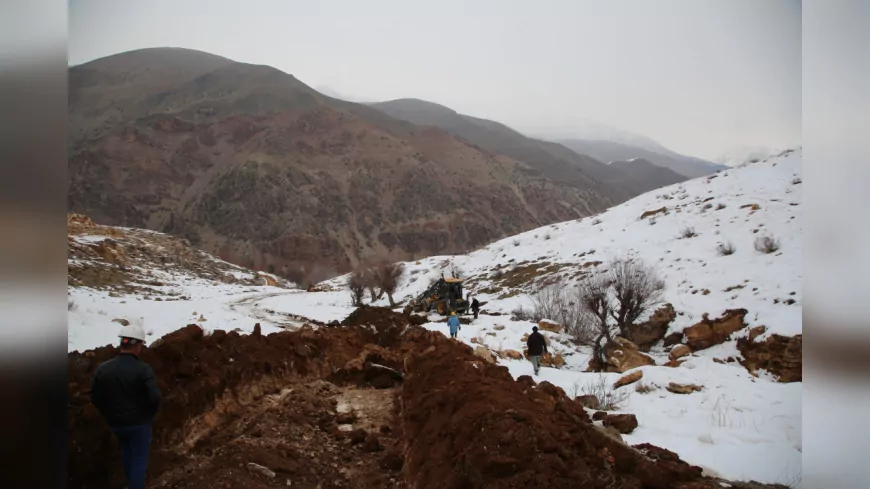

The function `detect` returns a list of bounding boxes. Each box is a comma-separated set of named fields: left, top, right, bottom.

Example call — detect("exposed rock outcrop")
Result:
left=683, top=309, right=748, bottom=350
left=628, top=303, right=676, bottom=351
left=737, top=333, right=802, bottom=382
left=613, top=370, right=643, bottom=389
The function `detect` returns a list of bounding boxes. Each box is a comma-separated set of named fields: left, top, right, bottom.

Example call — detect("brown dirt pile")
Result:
left=68, top=306, right=787, bottom=489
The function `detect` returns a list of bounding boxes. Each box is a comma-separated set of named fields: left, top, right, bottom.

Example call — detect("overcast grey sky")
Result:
left=69, top=0, right=801, bottom=160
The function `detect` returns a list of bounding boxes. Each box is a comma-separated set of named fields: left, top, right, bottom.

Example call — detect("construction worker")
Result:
left=447, top=311, right=461, bottom=339
left=91, top=324, right=161, bottom=489
left=471, top=297, right=480, bottom=319
left=526, top=326, right=548, bottom=376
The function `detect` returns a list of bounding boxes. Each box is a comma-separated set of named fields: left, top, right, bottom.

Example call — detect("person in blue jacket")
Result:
left=447, top=311, right=461, bottom=339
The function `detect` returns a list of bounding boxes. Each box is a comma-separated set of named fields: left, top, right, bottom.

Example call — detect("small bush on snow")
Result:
left=573, top=375, right=631, bottom=410
left=716, top=241, right=736, bottom=256
left=68, top=299, right=77, bottom=312
left=634, top=382, right=656, bottom=394
left=510, top=305, right=533, bottom=321
left=680, top=226, right=697, bottom=239
left=754, top=235, right=780, bottom=254
left=512, top=239, right=520, bottom=247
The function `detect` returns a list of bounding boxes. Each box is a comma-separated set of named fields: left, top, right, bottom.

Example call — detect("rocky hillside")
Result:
left=67, top=213, right=294, bottom=350
left=69, top=48, right=628, bottom=280
left=370, top=98, right=686, bottom=197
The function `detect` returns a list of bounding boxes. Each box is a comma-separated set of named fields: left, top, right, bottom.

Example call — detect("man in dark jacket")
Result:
left=526, top=326, right=548, bottom=376
left=91, top=324, right=161, bottom=489
left=470, top=297, right=481, bottom=319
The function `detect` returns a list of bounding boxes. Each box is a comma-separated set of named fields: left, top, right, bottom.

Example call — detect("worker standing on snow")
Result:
left=91, top=324, right=161, bottom=489
left=447, top=311, right=461, bottom=339
left=471, top=297, right=480, bottom=319
left=526, top=326, right=548, bottom=376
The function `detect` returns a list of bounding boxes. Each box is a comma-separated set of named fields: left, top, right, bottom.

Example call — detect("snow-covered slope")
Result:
left=67, top=215, right=302, bottom=352
left=257, top=147, right=803, bottom=485
left=68, top=149, right=803, bottom=485
left=321, top=146, right=802, bottom=340
left=716, top=145, right=784, bottom=168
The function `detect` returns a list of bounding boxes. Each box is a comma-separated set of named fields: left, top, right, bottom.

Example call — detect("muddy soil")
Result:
left=68, top=306, right=787, bottom=489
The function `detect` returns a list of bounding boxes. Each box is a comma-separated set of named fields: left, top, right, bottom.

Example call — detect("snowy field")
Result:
left=68, top=149, right=802, bottom=485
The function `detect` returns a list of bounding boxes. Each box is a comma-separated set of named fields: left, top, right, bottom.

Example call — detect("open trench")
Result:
left=68, top=307, right=789, bottom=489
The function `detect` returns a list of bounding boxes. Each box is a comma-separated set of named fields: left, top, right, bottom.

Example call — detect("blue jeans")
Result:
left=111, top=423, right=152, bottom=489
left=530, top=355, right=541, bottom=374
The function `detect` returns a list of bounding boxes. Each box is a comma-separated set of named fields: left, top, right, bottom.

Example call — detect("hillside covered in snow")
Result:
left=253, top=147, right=804, bottom=485
left=67, top=148, right=802, bottom=486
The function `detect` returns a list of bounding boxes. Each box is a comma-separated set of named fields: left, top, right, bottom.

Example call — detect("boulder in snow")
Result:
left=602, top=413, right=639, bottom=434
left=737, top=333, right=802, bottom=382
left=613, top=370, right=643, bottom=389
left=591, top=337, right=656, bottom=373
left=627, top=303, right=676, bottom=351
left=666, top=382, right=703, bottom=394
left=682, top=309, right=748, bottom=351
left=537, top=319, right=562, bottom=333
left=668, top=344, right=691, bottom=361
left=473, top=346, right=496, bottom=364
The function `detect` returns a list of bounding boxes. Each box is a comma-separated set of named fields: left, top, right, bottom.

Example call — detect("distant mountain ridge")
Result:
left=68, top=48, right=630, bottom=280
left=555, top=138, right=727, bottom=178
left=369, top=98, right=687, bottom=198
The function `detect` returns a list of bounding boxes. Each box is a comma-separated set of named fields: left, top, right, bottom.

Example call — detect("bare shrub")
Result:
left=529, top=258, right=664, bottom=359
left=574, top=375, right=631, bottom=411
left=372, top=261, right=406, bottom=307
left=512, top=239, right=520, bottom=247
left=791, top=177, right=802, bottom=185
left=716, top=203, right=726, bottom=210
left=544, top=233, right=552, bottom=240
left=592, top=218, right=602, bottom=226
left=716, top=241, right=736, bottom=256
left=754, top=235, right=780, bottom=254
left=531, top=284, right=596, bottom=343
left=680, top=226, right=697, bottom=238
left=510, top=305, right=533, bottom=321
left=635, top=382, right=656, bottom=394
left=68, top=299, right=77, bottom=312
left=346, top=270, right=366, bottom=307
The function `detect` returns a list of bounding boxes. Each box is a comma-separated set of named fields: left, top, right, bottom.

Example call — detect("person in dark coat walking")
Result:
left=470, top=297, right=480, bottom=319
left=526, top=326, right=548, bottom=376
left=91, top=324, right=161, bottom=489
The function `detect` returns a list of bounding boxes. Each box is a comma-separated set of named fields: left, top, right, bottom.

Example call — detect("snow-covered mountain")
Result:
left=716, top=146, right=784, bottom=168
left=68, top=148, right=803, bottom=486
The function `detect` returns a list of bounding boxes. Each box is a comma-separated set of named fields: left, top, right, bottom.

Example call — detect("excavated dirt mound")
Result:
left=68, top=307, right=787, bottom=489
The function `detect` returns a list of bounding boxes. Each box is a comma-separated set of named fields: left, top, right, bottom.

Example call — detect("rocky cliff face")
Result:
left=69, top=48, right=622, bottom=279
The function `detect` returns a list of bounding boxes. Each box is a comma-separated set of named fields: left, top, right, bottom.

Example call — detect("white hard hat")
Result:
left=119, top=322, right=146, bottom=341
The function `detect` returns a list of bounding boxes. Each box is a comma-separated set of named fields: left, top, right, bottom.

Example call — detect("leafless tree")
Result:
left=608, top=258, right=665, bottom=337
left=568, top=258, right=664, bottom=369
left=346, top=269, right=366, bottom=306
left=357, top=265, right=381, bottom=302
left=372, top=261, right=406, bottom=307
